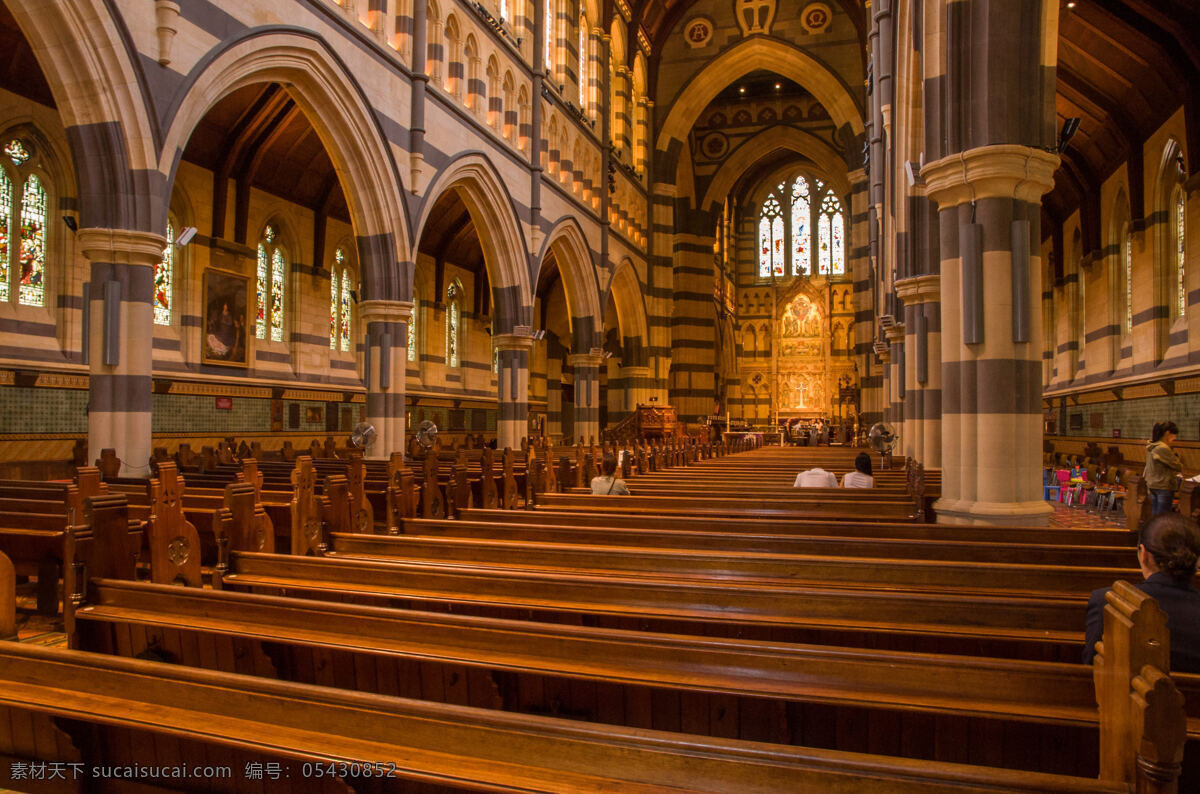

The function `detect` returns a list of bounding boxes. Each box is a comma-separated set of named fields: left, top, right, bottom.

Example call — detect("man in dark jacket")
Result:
left=1083, top=512, right=1200, bottom=673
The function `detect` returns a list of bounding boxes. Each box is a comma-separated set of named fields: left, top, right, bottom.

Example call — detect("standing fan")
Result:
left=416, top=420, right=439, bottom=450
left=349, top=422, right=377, bottom=449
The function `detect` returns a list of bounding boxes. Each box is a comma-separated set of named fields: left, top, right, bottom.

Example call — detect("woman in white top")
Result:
left=590, top=453, right=631, bottom=495
left=842, top=452, right=875, bottom=488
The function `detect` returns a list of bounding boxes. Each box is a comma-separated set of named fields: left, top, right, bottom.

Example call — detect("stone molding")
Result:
left=568, top=352, right=606, bottom=369
left=494, top=332, right=535, bottom=352
left=920, top=144, right=1060, bottom=208
left=884, top=324, right=907, bottom=343
left=76, top=228, right=169, bottom=268
left=894, top=274, right=941, bottom=304
left=358, top=299, right=414, bottom=323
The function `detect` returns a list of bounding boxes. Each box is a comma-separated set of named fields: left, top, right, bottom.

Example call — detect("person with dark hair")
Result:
left=842, top=452, right=874, bottom=488
left=1083, top=512, right=1200, bottom=673
left=590, top=453, right=630, bottom=495
left=1145, top=421, right=1182, bottom=515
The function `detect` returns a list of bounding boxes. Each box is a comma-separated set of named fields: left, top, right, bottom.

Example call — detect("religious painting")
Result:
left=780, top=339, right=822, bottom=357
left=202, top=269, right=249, bottom=366
left=780, top=293, right=821, bottom=338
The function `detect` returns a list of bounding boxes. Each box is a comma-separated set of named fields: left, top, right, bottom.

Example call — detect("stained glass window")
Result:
left=1175, top=187, right=1187, bottom=318
left=579, top=18, right=587, bottom=107
left=499, top=0, right=508, bottom=19
left=340, top=268, right=352, bottom=353
left=0, top=168, right=10, bottom=303
left=446, top=282, right=460, bottom=367
left=330, top=269, right=339, bottom=350
left=255, top=242, right=268, bottom=340
left=758, top=194, right=782, bottom=278
left=270, top=248, right=285, bottom=342
left=818, top=191, right=845, bottom=276
left=408, top=307, right=417, bottom=362
left=154, top=222, right=174, bottom=325
left=544, top=0, right=554, bottom=71
left=1124, top=228, right=1133, bottom=334
left=18, top=173, right=45, bottom=306
left=790, top=177, right=810, bottom=276
left=4, top=139, right=29, bottom=166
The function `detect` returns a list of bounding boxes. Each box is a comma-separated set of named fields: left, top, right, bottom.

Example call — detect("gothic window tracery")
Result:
left=0, top=137, right=48, bottom=307
left=154, top=221, right=175, bottom=325
left=256, top=225, right=286, bottom=342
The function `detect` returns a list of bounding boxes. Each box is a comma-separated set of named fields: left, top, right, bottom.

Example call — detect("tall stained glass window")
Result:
left=0, top=137, right=51, bottom=307
left=339, top=263, right=352, bottom=352
left=330, top=269, right=340, bottom=350
left=270, top=249, right=285, bottom=341
left=499, top=0, right=508, bottom=20
left=1124, top=228, right=1133, bottom=334
left=758, top=194, right=783, bottom=278
left=154, top=222, right=174, bottom=325
left=1175, top=187, right=1187, bottom=318
left=790, top=176, right=810, bottom=276
left=818, top=190, right=845, bottom=276
left=256, top=225, right=286, bottom=341
left=446, top=282, right=460, bottom=367
left=0, top=168, right=10, bottom=304
left=579, top=17, right=587, bottom=107
left=544, top=0, right=554, bottom=72
left=18, top=173, right=45, bottom=307
left=408, top=306, right=417, bottom=362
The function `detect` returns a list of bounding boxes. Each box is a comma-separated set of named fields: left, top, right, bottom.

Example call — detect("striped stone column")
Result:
left=81, top=228, right=166, bottom=478
left=884, top=323, right=906, bottom=434
left=924, top=147, right=1058, bottom=524
left=496, top=332, right=534, bottom=449
left=895, top=275, right=941, bottom=467
left=545, top=356, right=563, bottom=441
left=569, top=351, right=603, bottom=443
left=619, top=365, right=653, bottom=412
left=360, top=299, right=412, bottom=459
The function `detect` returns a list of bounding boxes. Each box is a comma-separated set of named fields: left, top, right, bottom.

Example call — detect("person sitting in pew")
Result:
left=842, top=452, right=875, bottom=489
left=591, top=454, right=631, bottom=495
left=794, top=467, right=838, bottom=488
left=1083, top=511, right=1200, bottom=673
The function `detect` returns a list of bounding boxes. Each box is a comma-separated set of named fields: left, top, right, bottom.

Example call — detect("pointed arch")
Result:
left=700, top=126, right=852, bottom=213
left=415, top=154, right=531, bottom=332
left=157, top=31, right=411, bottom=302
left=604, top=257, right=650, bottom=358
left=539, top=217, right=602, bottom=350
left=656, top=36, right=864, bottom=155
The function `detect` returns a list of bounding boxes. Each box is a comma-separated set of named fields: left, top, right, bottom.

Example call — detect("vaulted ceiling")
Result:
left=1047, top=0, right=1199, bottom=237
left=0, top=2, right=54, bottom=109
left=182, top=83, right=351, bottom=225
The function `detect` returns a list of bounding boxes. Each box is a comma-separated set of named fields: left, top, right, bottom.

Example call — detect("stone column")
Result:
left=620, top=365, right=653, bottom=412
left=884, top=323, right=906, bottom=434
left=569, top=351, right=603, bottom=443
left=895, top=275, right=941, bottom=467
left=82, top=228, right=166, bottom=478
left=545, top=356, right=563, bottom=441
left=925, top=146, right=1058, bottom=524
left=360, top=299, right=412, bottom=458
left=496, top=332, right=534, bottom=450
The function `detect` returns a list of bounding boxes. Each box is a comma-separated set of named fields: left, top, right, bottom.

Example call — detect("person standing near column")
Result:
left=1145, top=421, right=1183, bottom=515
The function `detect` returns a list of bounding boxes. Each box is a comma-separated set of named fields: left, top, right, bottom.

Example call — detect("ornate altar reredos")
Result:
left=778, top=290, right=826, bottom=414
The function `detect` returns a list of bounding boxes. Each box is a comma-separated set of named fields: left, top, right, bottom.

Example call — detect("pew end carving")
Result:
left=1094, top=580, right=1186, bottom=793
left=0, top=550, right=14, bottom=640
left=145, top=462, right=202, bottom=588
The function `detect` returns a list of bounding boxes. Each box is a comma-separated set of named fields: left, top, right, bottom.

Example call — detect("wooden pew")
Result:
left=400, top=517, right=1137, bottom=567
left=0, top=549, right=12, bottom=640
left=0, top=643, right=1127, bottom=794
left=323, top=531, right=1139, bottom=595
left=67, top=577, right=1116, bottom=777
left=535, top=492, right=924, bottom=521
left=216, top=551, right=1087, bottom=661
left=458, top=507, right=1135, bottom=548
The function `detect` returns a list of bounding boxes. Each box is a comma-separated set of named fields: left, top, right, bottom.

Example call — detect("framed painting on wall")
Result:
left=201, top=268, right=249, bottom=366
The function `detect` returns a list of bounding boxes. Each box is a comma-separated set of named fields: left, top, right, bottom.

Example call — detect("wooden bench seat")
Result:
left=0, top=643, right=1128, bottom=794
left=69, top=577, right=1117, bottom=776
left=217, top=551, right=1087, bottom=660
left=458, top=507, right=1134, bottom=547
left=399, top=517, right=1137, bottom=567
left=324, top=532, right=1138, bottom=596
left=536, top=492, right=922, bottom=521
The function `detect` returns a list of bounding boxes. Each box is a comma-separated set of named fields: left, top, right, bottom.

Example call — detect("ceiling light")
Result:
left=1066, top=1, right=1075, bottom=7
left=774, top=83, right=782, bottom=90
left=739, top=86, right=746, bottom=94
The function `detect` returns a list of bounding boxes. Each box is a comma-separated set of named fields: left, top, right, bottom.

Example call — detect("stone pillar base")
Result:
left=934, top=498, right=1053, bottom=527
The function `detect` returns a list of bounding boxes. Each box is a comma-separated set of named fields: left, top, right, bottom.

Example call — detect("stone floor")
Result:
left=1045, top=499, right=1127, bottom=528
